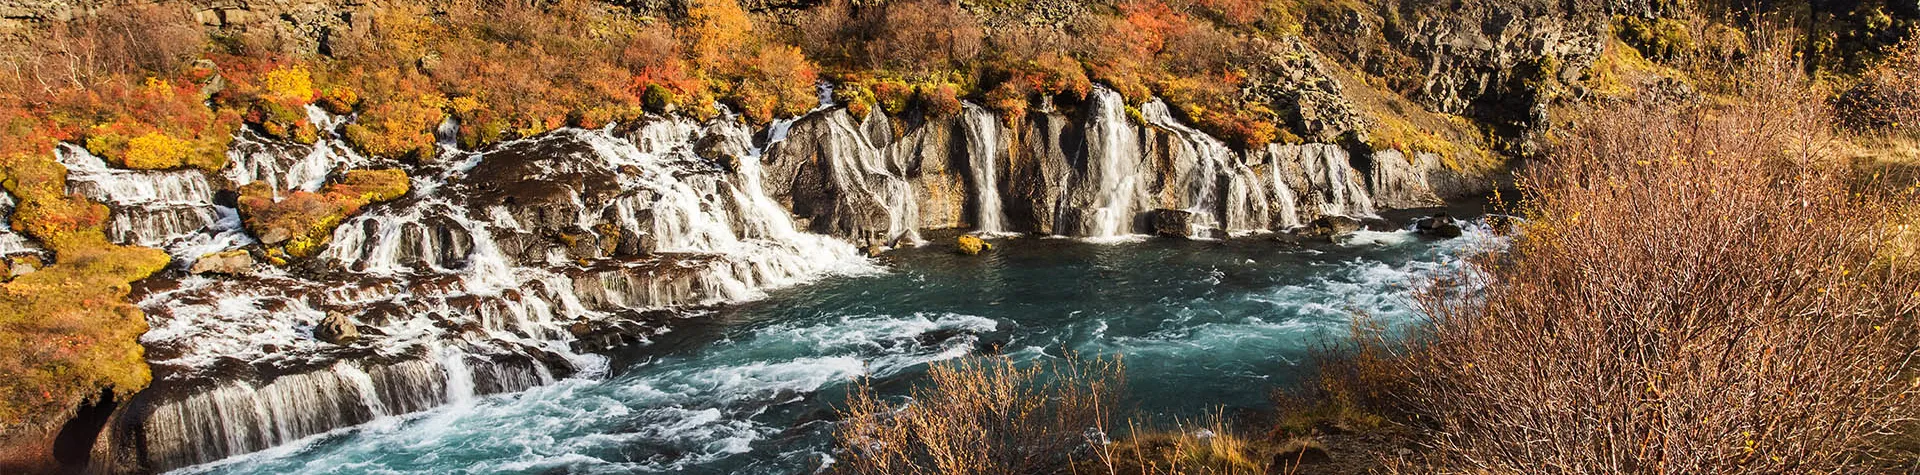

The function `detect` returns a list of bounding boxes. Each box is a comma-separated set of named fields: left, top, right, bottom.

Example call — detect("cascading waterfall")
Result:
left=226, top=106, right=371, bottom=198
left=103, top=79, right=1440, bottom=473
left=1267, top=163, right=1303, bottom=229
left=1140, top=99, right=1274, bottom=235
left=1293, top=144, right=1377, bottom=217
left=960, top=104, right=1009, bottom=234
left=127, top=116, right=872, bottom=473
left=57, top=144, right=219, bottom=251
left=1069, top=87, right=1149, bottom=239
left=0, top=190, right=42, bottom=257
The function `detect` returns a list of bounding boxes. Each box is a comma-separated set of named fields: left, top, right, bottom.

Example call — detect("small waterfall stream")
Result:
left=0, top=190, right=43, bottom=257
left=1140, top=99, right=1275, bottom=235
left=57, top=144, right=221, bottom=253
left=1070, top=87, right=1148, bottom=239
left=961, top=104, right=1008, bottom=234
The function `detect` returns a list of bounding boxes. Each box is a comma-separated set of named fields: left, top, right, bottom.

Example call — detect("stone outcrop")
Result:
left=767, top=85, right=1453, bottom=242
left=313, top=311, right=360, bottom=345
left=1415, top=213, right=1465, bottom=238
left=1150, top=209, right=1196, bottom=239
left=188, top=250, right=254, bottom=275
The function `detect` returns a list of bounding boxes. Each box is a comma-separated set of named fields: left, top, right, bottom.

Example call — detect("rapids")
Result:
left=171, top=222, right=1503, bottom=474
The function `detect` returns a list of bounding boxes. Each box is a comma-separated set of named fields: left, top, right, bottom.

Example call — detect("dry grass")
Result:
left=1098, top=415, right=1272, bottom=475
left=1392, top=38, right=1920, bottom=473
left=835, top=355, right=1124, bottom=475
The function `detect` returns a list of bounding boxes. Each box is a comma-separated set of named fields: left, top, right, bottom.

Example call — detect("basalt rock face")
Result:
left=1306, top=1, right=1612, bottom=136
left=767, top=85, right=1448, bottom=241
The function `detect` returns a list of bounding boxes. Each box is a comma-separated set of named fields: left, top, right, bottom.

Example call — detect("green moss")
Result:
left=643, top=84, right=677, bottom=113
left=1615, top=16, right=1695, bottom=61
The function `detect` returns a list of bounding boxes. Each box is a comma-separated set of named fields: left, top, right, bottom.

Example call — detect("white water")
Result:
left=1073, top=87, right=1148, bottom=239
left=0, top=190, right=43, bottom=256
left=226, top=106, right=371, bottom=198
left=961, top=104, right=1009, bottom=234
left=1140, top=99, right=1275, bottom=235
left=136, top=117, right=877, bottom=472
left=55, top=144, right=227, bottom=256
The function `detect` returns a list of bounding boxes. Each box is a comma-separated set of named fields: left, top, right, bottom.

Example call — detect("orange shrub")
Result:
left=239, top=168, right=409, bottom=259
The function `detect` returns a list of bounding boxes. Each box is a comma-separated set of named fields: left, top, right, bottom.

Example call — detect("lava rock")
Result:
left=1149, top=209, right=1196, bottom=239
left=956, top=235, right=992, bottom=255
left=314, top=311, right=362, bottom=345
left=1303, top=215, right=1362, bottom=238
left=189, top=250, right=256, bottom=275
left=1414, top=213, right=1464, bottom=239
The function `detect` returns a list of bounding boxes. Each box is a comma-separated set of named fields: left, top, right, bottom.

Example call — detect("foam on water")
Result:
left=187, top=219, right=1506, bottom=474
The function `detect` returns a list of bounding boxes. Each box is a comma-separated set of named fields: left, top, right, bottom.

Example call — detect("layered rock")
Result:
left=767, top=85, right=1448, bottom=241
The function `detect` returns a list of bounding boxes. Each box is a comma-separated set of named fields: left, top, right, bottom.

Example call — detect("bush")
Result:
left=1837, top=35, right=1920, bottom=134
left=836, top=355, right=1123, bottom=474
left=1399, top=44, right=1920, bottom=473
left=238, top=168, right=410, bottom=259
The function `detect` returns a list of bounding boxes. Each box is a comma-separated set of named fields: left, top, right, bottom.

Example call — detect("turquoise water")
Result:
left=179, top=224, right=1500, bottom=474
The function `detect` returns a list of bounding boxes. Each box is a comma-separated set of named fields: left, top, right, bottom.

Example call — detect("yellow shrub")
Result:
left=118, top=131, right=196, bottom=169
left=261, top=65, right=316, bottom=105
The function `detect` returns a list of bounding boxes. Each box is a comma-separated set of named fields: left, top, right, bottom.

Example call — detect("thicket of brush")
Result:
left=1394, top=37, right=1920, bottom=473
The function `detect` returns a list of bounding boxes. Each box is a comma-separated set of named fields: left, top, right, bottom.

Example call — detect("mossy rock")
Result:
left=956, top=235, right=992, bottom=255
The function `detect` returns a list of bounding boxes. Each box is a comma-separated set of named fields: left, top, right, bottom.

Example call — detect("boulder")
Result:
left=258, top=226, right=293, bottom=246
left=6, top=255, right=38, bottom=278
left=1303, top=215, right=1362, bottom=237
left=314, top=311, right=361, bottom=345
left=956, top=235, right=992, bottom=255
left=1414, top=213, right=1464, bottom=239
left=1149, top=209, right=1196, bottom=239
left=189, top=250, right=256, bottom=275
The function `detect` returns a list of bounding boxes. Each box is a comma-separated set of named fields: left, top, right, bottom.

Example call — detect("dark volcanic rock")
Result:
left=1304, top=215, right=1363, bottom=237
left=1415, top=213, right=1465, bottom=238
left=1149, top=209, right=1196, bottom=238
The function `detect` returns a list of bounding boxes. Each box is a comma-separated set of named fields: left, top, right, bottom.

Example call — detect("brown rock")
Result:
left=189, top=250, right=256, bottom=275
left=260, top=226, right=294, bottom=245
left=1149, top=209, right=1196, bottom=238
left=315, top=311, right=361, bottom=345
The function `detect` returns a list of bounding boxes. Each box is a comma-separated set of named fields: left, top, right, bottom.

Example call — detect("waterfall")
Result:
left=130, top=117, right=873, bottom=472
left=57, top=144, right=219, bottom=250
left=0, top=190, right=42, bottom=256
left=1069, top=87, right=1148, bottom=239
left=961, top=104, right=1009, bottom=234
left=1282, top=144, right=1376, bottom=218
left=132, top=356, right=547, bottom=471
left=1267, top=163, right=1303, bottom=229
left=1140, top=100, right=1274, bottom=235
left=226, top=106, right=370, bottom=197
